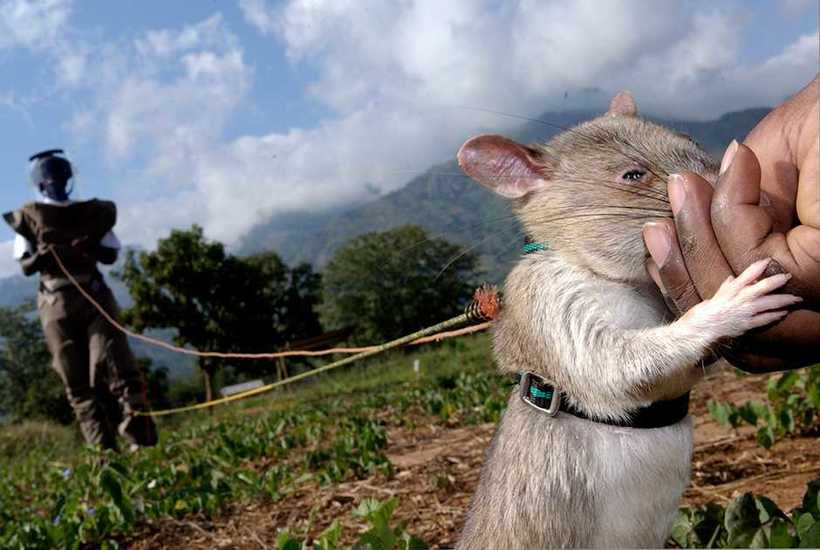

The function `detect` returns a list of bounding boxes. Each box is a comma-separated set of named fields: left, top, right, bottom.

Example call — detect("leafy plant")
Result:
left=707, top=366, right=820, bottom=448
left=276, top=498, right=427, bottom=550
left=670, top=478, right=820, bottom=548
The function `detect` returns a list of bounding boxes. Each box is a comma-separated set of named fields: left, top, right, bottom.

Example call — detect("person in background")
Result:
left=3, top=149, right=157, bottom=450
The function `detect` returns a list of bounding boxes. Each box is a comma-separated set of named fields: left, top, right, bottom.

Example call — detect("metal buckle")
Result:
left=520, top=372, right=561, bottom=416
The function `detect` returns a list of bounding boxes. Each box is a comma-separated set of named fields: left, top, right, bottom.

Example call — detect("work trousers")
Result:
left=38, top=279, right=157, bottom=450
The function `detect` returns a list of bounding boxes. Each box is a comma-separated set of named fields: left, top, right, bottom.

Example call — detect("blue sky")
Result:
left=0, top=0, right=817, bottom=278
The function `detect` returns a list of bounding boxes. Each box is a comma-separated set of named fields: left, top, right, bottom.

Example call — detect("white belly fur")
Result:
left=588, top=415, right=693, bottom=547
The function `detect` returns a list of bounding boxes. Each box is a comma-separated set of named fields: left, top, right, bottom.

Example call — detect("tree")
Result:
left=320, top=225, right=480, bottom=344
left=117, top=226, right=322, bottom=402
left=140, top=358, right=172, bottom=411
left=0, top=304, right=73, bottom=423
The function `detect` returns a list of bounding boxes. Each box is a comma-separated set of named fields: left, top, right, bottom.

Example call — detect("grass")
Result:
left=0, top=334, right=503, bottom=549
left=159, top=334, right=494, bottom=428
left=6, top=336, right=814, bottom=548
left=0, top=420, right=82, bottom=460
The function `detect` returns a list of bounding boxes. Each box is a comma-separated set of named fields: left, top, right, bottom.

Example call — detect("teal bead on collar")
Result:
left=523, top=241, right=549, bottom=254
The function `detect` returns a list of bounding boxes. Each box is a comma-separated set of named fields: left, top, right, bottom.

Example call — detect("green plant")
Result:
left=276, top=498, right=427, bottom=550
left=707, top=366, right=820, bottom=448
left=670, top=478, right=820, bottom=548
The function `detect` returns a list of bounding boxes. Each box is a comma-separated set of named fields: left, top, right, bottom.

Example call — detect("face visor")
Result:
left=29, top=149, right=74, bottom=202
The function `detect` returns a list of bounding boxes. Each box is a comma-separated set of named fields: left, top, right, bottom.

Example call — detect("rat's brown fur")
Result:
left=455, top=95, right=797, bottom=548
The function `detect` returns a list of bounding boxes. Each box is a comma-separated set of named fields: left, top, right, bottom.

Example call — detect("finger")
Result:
left=748, top=294, right=803, bottom=313
left=742, top=78, right=817, bottom=231
left=739, top=272, right=791, bottom=299
left=643, top=220, right=700, bottom=314
left=731, top=258, right=772, bottom=289
left=712, top=144, right=773, bottom=243
left=667, top=172, right=736, bottom=300
left=645, top=257, right=683, bottom=316
left=726, top=349, right=813, bottom=373
left=747, top=310, right=789, bottom=330
left=790, top=135, right=820, bottom=282
left=744, top=114, right=799, bottom=233
left=796, top=126, right=819, bottom=230
left=712, top=144, right=820, bottom=306
left=734, top=308, right=820, bottom=364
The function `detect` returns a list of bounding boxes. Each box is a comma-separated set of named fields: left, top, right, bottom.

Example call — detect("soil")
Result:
left=124, top=366, right=820, bottom=549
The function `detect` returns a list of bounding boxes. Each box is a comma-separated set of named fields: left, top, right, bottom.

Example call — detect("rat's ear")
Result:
left=607, top=91, right=638, bottom=117
left=457, top=134, right=551, bottom=199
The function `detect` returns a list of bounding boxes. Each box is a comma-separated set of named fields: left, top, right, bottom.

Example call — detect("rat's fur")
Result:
left=455, top=98, right=749, bottom=548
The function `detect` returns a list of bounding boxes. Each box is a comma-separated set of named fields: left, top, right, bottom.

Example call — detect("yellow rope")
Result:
left=138, top=313, right=473, bottom=416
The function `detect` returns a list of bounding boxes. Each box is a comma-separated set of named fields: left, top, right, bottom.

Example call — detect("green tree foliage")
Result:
left=0, top=304, right=73, bottom=423
left=117, top=226, right=322, bottom=401
left=320, top=225, right=480, bottom=344
left=140, top=359, right=172, bottom=411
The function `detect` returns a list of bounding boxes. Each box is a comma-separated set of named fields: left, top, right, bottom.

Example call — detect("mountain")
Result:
left=238, top=107, right=772, bottom=282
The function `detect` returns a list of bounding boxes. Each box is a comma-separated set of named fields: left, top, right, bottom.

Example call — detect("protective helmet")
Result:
left=29, top=149, right=74, bottom=201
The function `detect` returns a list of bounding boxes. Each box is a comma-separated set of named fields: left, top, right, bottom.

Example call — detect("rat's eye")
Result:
left=622, top=169, right=646, bottom=182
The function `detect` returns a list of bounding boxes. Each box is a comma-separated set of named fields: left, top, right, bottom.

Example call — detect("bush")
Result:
left=708, top=365, right=820, bottom=449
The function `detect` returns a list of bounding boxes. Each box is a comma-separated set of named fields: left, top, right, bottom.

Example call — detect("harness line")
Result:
left=48, top=246, right=497, bottom=416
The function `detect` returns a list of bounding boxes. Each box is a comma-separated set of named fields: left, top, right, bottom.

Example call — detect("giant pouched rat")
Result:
left=454, top=92, right=802, bottom=549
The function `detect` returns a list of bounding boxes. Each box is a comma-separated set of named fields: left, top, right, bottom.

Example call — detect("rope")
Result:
left=48, top=246, right=500, bottom=417
left=138, top=313, right=475, bottom=416
left=48, top=247, right=425, bottom=359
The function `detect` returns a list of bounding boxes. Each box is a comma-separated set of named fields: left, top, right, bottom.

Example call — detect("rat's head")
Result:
left=458, top=92, right=719, bottom=284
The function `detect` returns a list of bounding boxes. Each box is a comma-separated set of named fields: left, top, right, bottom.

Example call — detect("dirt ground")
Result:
left=125, top=366, right=820, bottom=549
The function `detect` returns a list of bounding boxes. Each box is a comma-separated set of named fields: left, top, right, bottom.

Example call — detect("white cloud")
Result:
left=0, top=0, right=71, bottom=51
left=238, top=0, right=278, bottom=36
left=57, top=1, right=819, bottom=254
left=0, top=240, right=18, bottom=279
left=202, top=0, right=815, bottom=250
left=63, top=15, right=252, bottom=246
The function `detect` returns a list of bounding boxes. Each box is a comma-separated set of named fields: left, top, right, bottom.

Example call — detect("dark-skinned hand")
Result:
left=643, top=75, right=819, bottom=373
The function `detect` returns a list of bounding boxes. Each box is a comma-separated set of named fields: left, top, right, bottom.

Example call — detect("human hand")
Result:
left=643, top=76, right=819, bottom=372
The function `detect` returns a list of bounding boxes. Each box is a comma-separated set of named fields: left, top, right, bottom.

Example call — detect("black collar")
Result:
left=518, top=372, right=689, bottom=429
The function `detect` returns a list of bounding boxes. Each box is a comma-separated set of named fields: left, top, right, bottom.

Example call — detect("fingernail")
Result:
left=646, top=259, right=666, bottom=293
left=668, top=174, right=685, bottom=215
left=719, top=140, right=738, bottom=176
left=792, top=295, right=803, bottom=302
left=643, top=222, right=671, bottom=267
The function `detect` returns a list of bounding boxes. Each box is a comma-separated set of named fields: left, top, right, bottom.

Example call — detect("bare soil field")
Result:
left=125, top=367, right=820, bottom=549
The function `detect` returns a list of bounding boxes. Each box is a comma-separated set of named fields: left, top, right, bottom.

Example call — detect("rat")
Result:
left=453, top=92, right=802, bottom=549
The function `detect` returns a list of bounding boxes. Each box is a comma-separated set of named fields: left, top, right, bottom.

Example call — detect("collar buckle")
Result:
left=520, top=372, right=561, bottom=416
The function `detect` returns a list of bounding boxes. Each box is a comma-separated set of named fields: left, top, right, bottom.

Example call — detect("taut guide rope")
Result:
left=49, top=246, right=500, bottom=416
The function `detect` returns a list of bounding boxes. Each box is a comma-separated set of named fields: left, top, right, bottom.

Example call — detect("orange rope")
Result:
left=49, top=247, right=491, bottom=361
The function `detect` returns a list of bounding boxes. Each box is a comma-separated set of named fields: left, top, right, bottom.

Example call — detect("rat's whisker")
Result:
left=528, top=211, right=672, bottom=226
left=433, top=233, right=502, bottom=282
left=379, top=211, right=523, bottom=264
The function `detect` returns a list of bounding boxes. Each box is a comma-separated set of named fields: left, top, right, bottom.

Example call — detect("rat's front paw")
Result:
left=681, top=258, right=802, bottom=340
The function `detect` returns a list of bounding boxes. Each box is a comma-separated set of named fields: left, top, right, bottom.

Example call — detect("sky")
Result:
left=0, top=0, right=817, bottom=278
